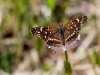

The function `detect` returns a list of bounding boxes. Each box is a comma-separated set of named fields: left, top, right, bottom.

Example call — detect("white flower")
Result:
left=48, top=35, right=81, bottom=53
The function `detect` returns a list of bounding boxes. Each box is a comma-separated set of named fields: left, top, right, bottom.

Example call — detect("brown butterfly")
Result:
left=31, top=16, right=87, bottom=52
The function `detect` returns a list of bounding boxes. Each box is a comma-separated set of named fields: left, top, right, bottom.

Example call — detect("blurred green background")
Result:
left=0, top=0, right=100, bottom=75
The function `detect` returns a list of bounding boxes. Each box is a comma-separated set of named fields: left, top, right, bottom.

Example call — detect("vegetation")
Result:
left=0, top=0, right=100, bottom=75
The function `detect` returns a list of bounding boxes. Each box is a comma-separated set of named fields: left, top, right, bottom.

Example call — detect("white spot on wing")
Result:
left=45, top=32, right=47, bottom=34
left=37, top=32, right=40, bottom=33
left=74, top=25, right=76, bottom=27
left=73, top=33, right=75, bottom=35
left=48, top=27, right=49, bottom=30
left=49, top=38, right=51, bottom=40
left=44, top=36, right=46, bottom=38
left=71, top=21, right=73, bottom=24
left=80, top=20, right=83, bottom=24
left=71, top=27, right=73, bottom=29
left=76, top=18, right=80, bottom=22
left=76, top=28, right=78, bottom=30
left=40, top=27, right=43, bottom=31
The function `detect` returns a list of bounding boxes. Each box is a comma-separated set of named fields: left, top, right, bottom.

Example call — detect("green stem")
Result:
left=64, top=51, right=72, bottom=75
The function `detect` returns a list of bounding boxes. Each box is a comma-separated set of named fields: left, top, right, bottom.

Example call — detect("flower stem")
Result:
left=64, top=51, right=72, bottom=75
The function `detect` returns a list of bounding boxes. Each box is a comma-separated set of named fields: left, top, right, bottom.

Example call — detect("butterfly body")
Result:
left=59, top=23, right=65, bottom=45
left=31, top=15, right=88, bottom=51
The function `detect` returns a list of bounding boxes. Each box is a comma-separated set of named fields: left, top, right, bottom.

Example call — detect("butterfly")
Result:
left=30, top=15, right=87, bottom=52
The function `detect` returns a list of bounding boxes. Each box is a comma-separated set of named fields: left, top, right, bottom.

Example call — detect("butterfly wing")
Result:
left=64, top=16, right=87, bottom=44
left=31, top=25, right=62, bottom=47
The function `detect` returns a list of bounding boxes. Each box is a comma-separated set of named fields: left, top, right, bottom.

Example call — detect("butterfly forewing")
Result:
left=64, top=16, right=87, bottom=44
left=31, top=25, right=62, bottom=47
